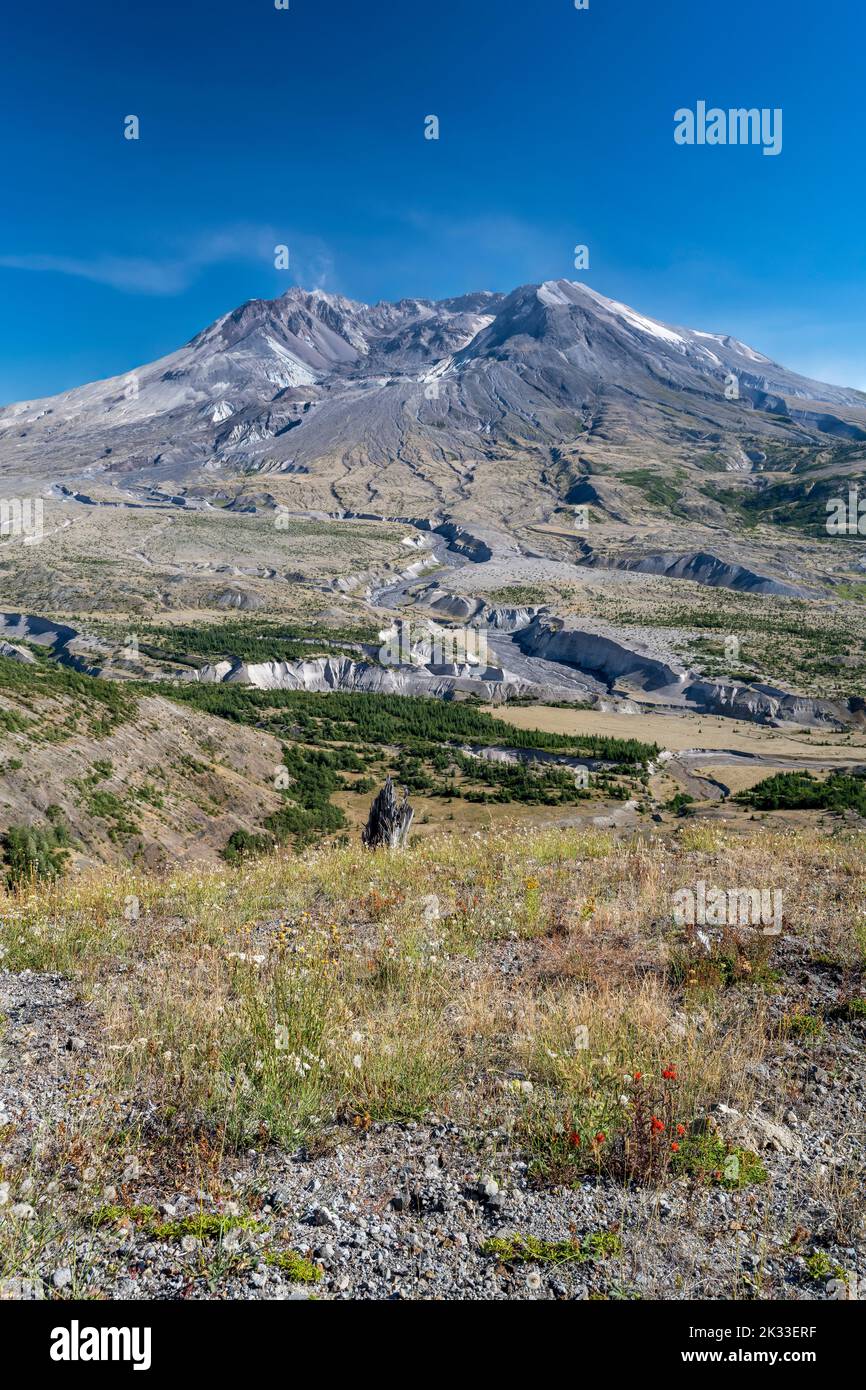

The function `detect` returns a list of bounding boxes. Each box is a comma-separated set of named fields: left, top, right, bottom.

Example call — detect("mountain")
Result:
left=2, top=280, right=865, bottom=530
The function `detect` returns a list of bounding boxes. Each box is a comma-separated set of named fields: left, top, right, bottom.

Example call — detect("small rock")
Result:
left=711, top=1104, right=803, bottom=1157
left=10, top=1203, right=35, bottom=1220
left=828, top=1273, right=856, bottom=1295
left=0, top=1183, right=9, bottom=1207
left=307, top=1204, right=340, bottom=1228
left=420, top=894, right=440, bottom=923
left=52, top=1268, right=73, bottom=1290
left=526, top=1271, right=542, bottom=1291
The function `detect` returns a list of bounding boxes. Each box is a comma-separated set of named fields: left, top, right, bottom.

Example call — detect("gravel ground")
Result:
left=0, top=962, right=863, bottom=1302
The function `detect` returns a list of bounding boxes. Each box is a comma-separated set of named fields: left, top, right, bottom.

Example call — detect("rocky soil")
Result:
left=1, top=962, right=863, bottom=1302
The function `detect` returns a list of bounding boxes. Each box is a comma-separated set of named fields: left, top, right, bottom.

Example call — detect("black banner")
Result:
left=3, top=1297, right=857, bottom=1376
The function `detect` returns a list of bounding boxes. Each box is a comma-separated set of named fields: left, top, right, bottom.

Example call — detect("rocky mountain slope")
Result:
left=2, top=281, right=864, bottom=528
left=1, top=279, right=864, bottom=758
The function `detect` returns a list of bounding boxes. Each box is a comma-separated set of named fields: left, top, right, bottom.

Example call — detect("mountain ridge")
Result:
left=2, top=279, right=865, bottom=537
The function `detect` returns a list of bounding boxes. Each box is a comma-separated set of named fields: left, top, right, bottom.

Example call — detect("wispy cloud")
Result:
left=0, top=225, right=337, bottom=296
left=392, top=209, right=567, bottom=290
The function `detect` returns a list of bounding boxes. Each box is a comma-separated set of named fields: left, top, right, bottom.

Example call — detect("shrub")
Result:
left=221, top=828, right=275, bottom=863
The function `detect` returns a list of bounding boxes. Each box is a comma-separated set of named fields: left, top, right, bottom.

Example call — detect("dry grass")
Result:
left=3, top=824, right=863, bottom=1173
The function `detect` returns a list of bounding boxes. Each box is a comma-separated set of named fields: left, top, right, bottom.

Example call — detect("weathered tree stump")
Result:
left=362, top=776, right=414, bottom=850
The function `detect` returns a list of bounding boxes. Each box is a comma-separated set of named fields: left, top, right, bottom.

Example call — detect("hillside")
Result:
left=0, top=652, right=292, bottom=869
left=1, top=823, right=863, bottom=1300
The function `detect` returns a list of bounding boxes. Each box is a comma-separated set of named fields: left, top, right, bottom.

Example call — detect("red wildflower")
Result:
left=633, top=1071, right=642, bottom=1082
left=568, top=1130, right=581, bottom=1148
left=670, top=1141, right=680, bottom=1152
left=594, top=1132, right=606, bottom=1145
left=662, top=1065, right=678, bottom=1081
left=676, top=1123, right=686, bottom=1137
left=651, top=1115, right=665, bottom=1134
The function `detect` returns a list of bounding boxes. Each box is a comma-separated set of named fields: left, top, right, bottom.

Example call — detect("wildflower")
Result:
left=662, top=1065, right=678, bottom=1081
left=594, top=1132, right=606, bottom=1145
left=670, top=1141, right=680, bottom=1152
left=676, top=1123, right=686, bottom=1137
left=568, top=1130, right=581, bottom=1148
left=651, top=1115, right=665, bottom=1134
left=633, top=1071, right=642, bottom=1082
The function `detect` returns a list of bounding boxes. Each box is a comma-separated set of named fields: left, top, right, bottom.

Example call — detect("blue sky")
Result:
left=1, top=0, right=864, bottom=403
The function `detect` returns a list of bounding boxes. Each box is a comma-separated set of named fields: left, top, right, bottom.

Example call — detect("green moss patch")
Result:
left=481, top=1231, right=621, bottom=1265
left=264, top=1250, right=322, bottom=1283
left=805, top=1250, right=847, bottom=1282
left=670, top=1134, right=767, bottom=1189
left=90, top=1204, right=266, bottom=1240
